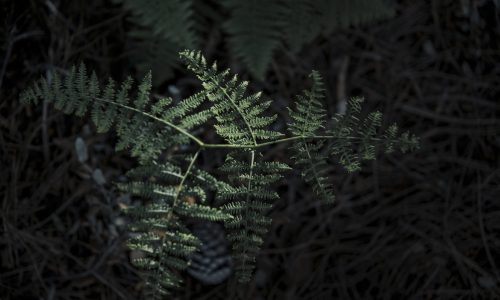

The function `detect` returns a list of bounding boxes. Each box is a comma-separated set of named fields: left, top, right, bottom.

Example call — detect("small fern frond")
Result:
left=282, top=0, right=322, bottom=53
left=123, top=154, right=232, bottom=297
left=127, top=29, right=181, bottom=86
left=115, top=0, right=197, bottom=49
left=329, top=96, right=419, bottom=172
left=20, top=65, right=210, bottom=162
left=222, top=0, right=286, bottom=79
left=218, top=152, right=290, bottom=282
left=288, top=72, right=419, bottom=203
left=180, top=50, right=283, bottom=145
left=288, top=71, right=334, bottom=204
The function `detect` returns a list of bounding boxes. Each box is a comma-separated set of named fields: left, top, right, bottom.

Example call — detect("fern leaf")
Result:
left=222, top=0, right=286, bottom=79
left=288, top=71, right=335, bottom=204
left=116, top=0, right=197, bottom=48
left=180, top=50, right=283, bottom=145
left=219, top=152, right=289, bottom=282
left=282, top=0, right=322, bottom=53
left=330, top=96, right=419, bottom=171
left=123, top=154, right=232, bottom=297
left=20, top=64, right=209, bottom=162
left=127, top=29, right=181, bottom=86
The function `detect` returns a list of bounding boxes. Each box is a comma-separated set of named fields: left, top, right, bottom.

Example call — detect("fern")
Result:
left=288, top=72, right=419, bottom=203
left=127, top=29, right=181, bottom=86
left=179, top=49, right=289, bottom=281
left=114, top=0, right=394, bottom=82
left=288, top=71, right=335, bottom=203
left=282, top=0, right=322, bottom=53
left=115, top=0, right=197, bottom=48
left=179, top=49, right=283, bottom=145
left=223, top=0, right=395, bottom=78
left=114, top=0, right=197, bottom=84
left=218, top=154, right=290, bottom=282
left=222, top=0, right=286, bottom=80
left=121, top=155, right=232, bottom=298
left=20, top=50, right=418, bottom=296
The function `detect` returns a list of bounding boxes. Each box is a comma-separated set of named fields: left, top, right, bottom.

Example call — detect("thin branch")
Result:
left=94, top=97, right=205, bottom=146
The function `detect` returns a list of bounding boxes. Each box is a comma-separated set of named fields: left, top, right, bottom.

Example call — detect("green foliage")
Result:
left=121, top=156, right=232, bottom=298
left=222, top=0, right=286, bottom=79
left=288, top=71, right=419, bottom=203
left=180, top=49, right=289, bottom=281
left=20, top=64, right=210, bottom=163
left=179, top=49, right=283, bottom=145
left=127, top=29, right=181, bottom=86
left=115, top=0, right=395, bottom=82
left=116, top=0, right=196, bottom=48
left=20, top=50, right=418, bottom=296
left=288, top=71, right=335, bottom=203
left=219, top=153, right=290, bottom=282
left=113, top=0, right=196, bottom=83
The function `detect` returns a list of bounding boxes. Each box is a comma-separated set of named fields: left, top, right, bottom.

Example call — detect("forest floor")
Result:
left=1, top=0, right=500, bottom=299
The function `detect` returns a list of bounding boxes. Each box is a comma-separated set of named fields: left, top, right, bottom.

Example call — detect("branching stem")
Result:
left=95, top=98, right=388, bottom=151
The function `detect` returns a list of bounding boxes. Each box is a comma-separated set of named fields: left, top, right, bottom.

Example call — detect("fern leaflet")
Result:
left=288, top=71, right=419, bottom=203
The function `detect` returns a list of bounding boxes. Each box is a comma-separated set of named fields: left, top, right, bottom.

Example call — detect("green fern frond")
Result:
left=288, top=71, right=335, bottom=204
left=288, top=71, right=419, bottom=203
left=180, top=50, right=291, bottom=282
left=180, top=49, right=283, bottom=145
left=20, top=50, right=418, bottom=295
left=219, top=152, right=289, bottom=283
left=127, top=29, right=181, bottom=85
left=115, top=0, right=393, bottom=81
left=329, top=96, right=419, bottom=172
left=20, top=64, right=210, bottom=162
left=222, top=0, right=286, bottom=79
left=123, top=155, right=232, bottom=297
left=115, top=0, right=197, bottom=48
left=282, top=0, right=322, bottom=53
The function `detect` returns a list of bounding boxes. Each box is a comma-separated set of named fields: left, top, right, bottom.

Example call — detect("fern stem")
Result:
left=93, top=97, right=206, bottom=146
left=170, top=149, right=201, bottom=219
left=93, top=98, right=384, bottom=150
left=202, top=135, right=384, bottom=149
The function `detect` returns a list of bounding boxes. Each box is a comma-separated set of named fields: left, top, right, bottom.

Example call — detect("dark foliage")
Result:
left=1, top=0, right=499, bottom=299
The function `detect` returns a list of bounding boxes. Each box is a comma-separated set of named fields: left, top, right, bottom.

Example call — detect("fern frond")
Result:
left=20, top=50, right=419, bottom=295
left=218, top=152, right=289, bottom=282
left=222, top=0, right=286, bottom=79
left=123, top=154, right=232, bottom=297
left=20, top=65, right=210, bottom=162
left=288, top=71, right=419, bottom=203
left=329, top=96, right=419, bottom=172
left=282, top=0, right=322, bottom=53
left=179, top=50, right=292, bottom=282
left=127, top=29, right=181, bottom=86
left=115, top=0, right=197, bottom=48
left=180, top=50, right=283, bottom=145
left=288, top=71, right=335, bottom=204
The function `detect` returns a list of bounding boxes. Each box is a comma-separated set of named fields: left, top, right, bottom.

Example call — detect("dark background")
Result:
left=1, top=0, right=499, bottom=299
